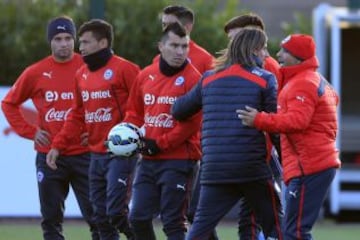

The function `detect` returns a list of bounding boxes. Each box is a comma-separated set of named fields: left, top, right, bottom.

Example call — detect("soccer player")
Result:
left=46, top=19, right=140, bottom=240
left=172, top=27, right=283, bottom=240
left=157, top=6, right=217, bottom=239
left=237, top=33, right=340, bottom=240
left=1, top=16, right=99, bottom=240
left=124, top=22, right=202, bottom=240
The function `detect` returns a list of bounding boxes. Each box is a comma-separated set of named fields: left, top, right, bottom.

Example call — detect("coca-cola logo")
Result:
left=144, top=113, right=174, bottom=128
left=85, top=108, right=112, bottom=123
left=45, top=108, right=72, bottom=122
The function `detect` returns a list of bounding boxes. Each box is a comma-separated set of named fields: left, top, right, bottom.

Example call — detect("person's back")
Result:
left=195, top=65, right=275, bottom=182
left=172, top=28, right=283, bottom=240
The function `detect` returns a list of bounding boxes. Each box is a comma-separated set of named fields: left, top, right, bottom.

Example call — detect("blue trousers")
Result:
left=187, top=164, right=219, bottom=240
left=284, top=168, right=336, bottom=240
left=186, top=180, right=283, bottom=240
left=36, top=152, right=99, bottom=240
left=129, top=159, right=196, bottom=240
left=89, top=152, right=138, bottom=240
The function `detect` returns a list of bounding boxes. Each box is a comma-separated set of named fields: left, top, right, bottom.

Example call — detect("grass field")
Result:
left=0, top=218, right=359, bottom=240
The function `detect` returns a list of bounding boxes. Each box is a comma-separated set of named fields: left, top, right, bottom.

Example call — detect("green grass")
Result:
left=0, top=219, right=359, bottom=240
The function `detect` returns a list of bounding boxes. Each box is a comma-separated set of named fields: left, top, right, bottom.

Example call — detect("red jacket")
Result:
left=124, top=61, right=202, bottom=161
left=152, top=40, right=214, bottom=74
left=254, top=56, right=341, bottom=184
left=1, top=54, right=88, bottom=155
left=264, top=56, right=282, bottom=92
left=52, top=55, right=140, bottom=153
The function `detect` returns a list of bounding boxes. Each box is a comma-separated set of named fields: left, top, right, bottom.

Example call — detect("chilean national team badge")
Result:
left=104, top=69, right=113, bottom=80
left=175, top=76, right=185, bottom=86
left=37, top=171, right=44, bottom=182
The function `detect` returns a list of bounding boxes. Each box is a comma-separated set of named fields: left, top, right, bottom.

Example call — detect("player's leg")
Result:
left=106, top=154, right=138, bottom=239
left=242, top=179, right=283, bottom=240
left=187, top=165, right=219, bottom=240
left=158, top=160, right=196, bottom=240
left=187, top=184, right=241, bottom=240
left=36, top=152, right=69, bottom=240
left=89, top=153, right=118, bottom=240
left=129, top=159, right=158, bottom=240
left=284, top=168, right=336, bottom=240
left=69, top=153, right=99, bottom=240
left=238, top=199, right=262, bottom=240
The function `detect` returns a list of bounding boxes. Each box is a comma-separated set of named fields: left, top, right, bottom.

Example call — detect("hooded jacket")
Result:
left=254, top=56, right=341, bottom=184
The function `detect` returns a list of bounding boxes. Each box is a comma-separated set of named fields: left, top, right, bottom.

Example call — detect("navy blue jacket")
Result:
left=171, top=64, right=278, bottom=184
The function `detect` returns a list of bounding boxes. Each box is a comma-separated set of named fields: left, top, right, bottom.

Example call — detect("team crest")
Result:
left=37, top=171, right=44, bottom=182
left=104, top=69, right=113, bottom=80
left=175, top=76, right=185, bottom=86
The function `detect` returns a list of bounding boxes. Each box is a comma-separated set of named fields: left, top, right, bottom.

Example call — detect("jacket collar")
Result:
left=280, top=56, right=319, bottom=85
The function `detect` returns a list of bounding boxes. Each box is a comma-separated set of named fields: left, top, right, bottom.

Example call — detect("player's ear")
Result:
left=158, top=41, right=164, bottom=53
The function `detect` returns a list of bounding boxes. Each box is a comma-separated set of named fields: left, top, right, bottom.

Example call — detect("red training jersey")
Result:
left=124, top=61, right=202, bottom=161
left=51, top=55, right=140, bottom=153
left=1, top=54, right=87, bottom=155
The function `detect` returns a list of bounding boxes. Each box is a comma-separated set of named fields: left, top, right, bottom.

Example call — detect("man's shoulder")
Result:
left=22, top=55, right=55, bottom=77
left=189, top=40, right=213, bottom=58
left=111, top=55, right=140, bottom=69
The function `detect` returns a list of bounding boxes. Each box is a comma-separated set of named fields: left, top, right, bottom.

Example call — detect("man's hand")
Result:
left=140, top=138, right=161, bottom=156
left=236, top=106, right=259, bottom=127
left=34, top=129, right=51, bottom=147
left=46, top=148, right=60, bottom=170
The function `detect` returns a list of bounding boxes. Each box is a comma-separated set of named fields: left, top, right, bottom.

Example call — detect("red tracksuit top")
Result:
left=124, top=61, right=202, bottom=161
left=152, top=40, right=214, bottom=74
left=1, top=54, right=87, bottom=155
left=51, top=55, right=140, bottom=153
left=264, top=56, right=282, bottom=92
left=254, top=56, right=341, bottom=184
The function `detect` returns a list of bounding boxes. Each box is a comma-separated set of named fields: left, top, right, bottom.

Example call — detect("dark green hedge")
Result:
left=1, top=0, right=306, bottom=86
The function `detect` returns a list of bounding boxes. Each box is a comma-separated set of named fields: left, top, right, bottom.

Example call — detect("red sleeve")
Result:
left=1, top=68, right=38, bottom=139
left=254, top=81, right=318, bottom=133
left=123, top=73, right=145, bottom=128
left=117, top=61, right=140, bottom=116
left=157, top=112, right=201, bottom=151
left=51, top=76, right=85, bottom=151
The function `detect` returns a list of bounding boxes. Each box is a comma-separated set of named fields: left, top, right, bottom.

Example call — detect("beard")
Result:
left=54, top=48, right=73, bottom=62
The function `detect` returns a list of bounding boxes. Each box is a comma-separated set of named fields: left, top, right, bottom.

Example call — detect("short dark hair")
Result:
left=160, top=22, right=187, bottom=42
left=224, top=13, right=265, bottom=33
left=162, top=5, right=194, bottom=25
left=78, top=19, right=114, bottom=47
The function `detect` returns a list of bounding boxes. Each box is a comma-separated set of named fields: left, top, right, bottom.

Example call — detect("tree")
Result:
left=0, top=0, right=246, bottom=85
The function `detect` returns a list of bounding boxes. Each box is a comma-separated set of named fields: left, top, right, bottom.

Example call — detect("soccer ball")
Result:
left=106, top=122, right=142, bottom=157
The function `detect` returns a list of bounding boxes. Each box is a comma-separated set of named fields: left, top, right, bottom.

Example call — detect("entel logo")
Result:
left=144, top=94, right=177, bottom=105
left=45, top=91, right=74, bottom=102
left=144, top=93, right=155, bottom=105
left=45, top=91, right=58, bottom=102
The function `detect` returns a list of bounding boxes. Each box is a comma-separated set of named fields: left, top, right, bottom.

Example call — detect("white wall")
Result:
left=0, top=87, right=81, bottom=217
